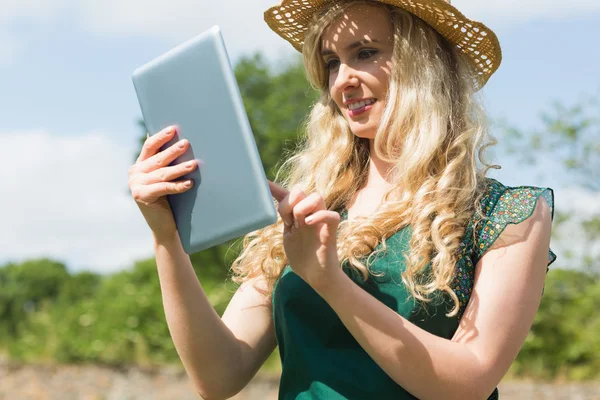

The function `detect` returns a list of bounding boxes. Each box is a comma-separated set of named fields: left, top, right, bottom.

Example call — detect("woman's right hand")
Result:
left=128, top=125, right=200, bottom=242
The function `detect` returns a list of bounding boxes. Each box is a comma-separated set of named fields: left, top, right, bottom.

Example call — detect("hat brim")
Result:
left=264, top=0, right=502, bottom=89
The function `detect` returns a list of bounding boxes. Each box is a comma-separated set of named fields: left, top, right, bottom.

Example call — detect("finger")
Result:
left=131, top=179, right=194, bottom=204
left=292, top=192, right=326, bottom=227
left=141, top=138, right=190, bottom=173
left=268, top=180, right=289, bottom=203
left=304, top=210, right=341, bottom=227
left=142, top=159, right=202, bottom=185
left=136, top=125, right=177, bottom=163
left=154, top=179, right=195, bottom=197
left=279, top=185, right=308, bottom=227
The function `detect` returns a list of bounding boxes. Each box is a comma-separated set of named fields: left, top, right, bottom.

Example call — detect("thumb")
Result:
left=268, top=180, right=289, bottom=203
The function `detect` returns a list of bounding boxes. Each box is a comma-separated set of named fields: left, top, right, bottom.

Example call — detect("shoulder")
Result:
left=470, top=178, right=556, bottom=267
left=476, top=178, right=553, bottom=216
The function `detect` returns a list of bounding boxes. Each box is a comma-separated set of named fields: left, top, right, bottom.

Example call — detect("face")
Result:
left=320, top=4, right=394, bottom=139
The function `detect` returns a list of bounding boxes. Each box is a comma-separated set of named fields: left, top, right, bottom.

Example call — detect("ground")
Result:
left=1, top=363, right=599, bottom=399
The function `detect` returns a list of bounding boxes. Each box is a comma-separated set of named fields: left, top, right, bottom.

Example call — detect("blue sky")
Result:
left=1, top=0, right=598, bottom=273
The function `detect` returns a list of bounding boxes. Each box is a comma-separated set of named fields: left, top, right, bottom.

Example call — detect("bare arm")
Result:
left=154, top=233, right=277, bottom=400
left=312, top=197, right=553, bottom=399
left=128, top=126, right=277, bottom=399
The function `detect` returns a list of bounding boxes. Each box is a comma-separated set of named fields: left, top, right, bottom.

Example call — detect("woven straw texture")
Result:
left=264, top=0, right=502, bottom=89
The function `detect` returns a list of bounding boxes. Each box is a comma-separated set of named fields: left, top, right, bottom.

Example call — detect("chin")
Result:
left=347, top=122, right=377, bottom=138
left=350, top=128, right=377, bottom=139
left=345, top=115, right=380, bottom=140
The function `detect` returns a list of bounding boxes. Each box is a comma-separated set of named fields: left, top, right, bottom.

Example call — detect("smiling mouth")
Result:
left=346, top=99, right=376, bottom=117
left=347, top=98, right=376, bottom=110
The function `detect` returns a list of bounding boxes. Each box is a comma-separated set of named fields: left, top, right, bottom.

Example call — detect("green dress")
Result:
left=272, top=178, right=556, bottom=399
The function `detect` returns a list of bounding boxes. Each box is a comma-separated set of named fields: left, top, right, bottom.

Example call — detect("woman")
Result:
left=128, top=0, right=556, bottom=399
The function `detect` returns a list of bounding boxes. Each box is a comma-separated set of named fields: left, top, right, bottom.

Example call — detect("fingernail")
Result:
left=305, top=216, right=313, bottom=224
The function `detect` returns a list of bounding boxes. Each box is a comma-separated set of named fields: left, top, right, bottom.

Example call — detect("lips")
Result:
left=345, top=98, right=376, bottom=117
left=346, top=98, right=376, bottom=110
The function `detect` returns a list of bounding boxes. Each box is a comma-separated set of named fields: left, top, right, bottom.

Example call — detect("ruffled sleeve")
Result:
left=472, top=178, right=557, bottom=269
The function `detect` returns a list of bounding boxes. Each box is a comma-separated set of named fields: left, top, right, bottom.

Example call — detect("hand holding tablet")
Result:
left=128, top=125, right=199, bottom=243
left=131, top=26, right=278, bottom=254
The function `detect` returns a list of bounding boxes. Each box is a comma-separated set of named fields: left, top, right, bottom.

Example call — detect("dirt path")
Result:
left=0, top=364, right=598, bottom=400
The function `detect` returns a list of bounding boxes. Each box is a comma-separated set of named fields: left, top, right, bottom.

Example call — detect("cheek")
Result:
left=328, top=83, right=344, bottom=109
left=328, top=74, right=337, bottom=96
left=368, top=60, right=392, bottom=93
left=374, top=71, right=391, bottom=92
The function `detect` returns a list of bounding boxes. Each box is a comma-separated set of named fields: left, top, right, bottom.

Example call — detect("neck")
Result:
left=364, top=138, right=394, bottom=191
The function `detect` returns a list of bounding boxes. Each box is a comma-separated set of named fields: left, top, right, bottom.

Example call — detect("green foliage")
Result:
left=2, top=256, right=598, bottom=379
left=234, top=53, right=319, bottom=177
left=511, top=270, right=600, bottom=380
left=0, top=259, right=69, bottom=338
left=58, top=271, right=101, bottom=304
left=0, top=256, right=275, bottom=369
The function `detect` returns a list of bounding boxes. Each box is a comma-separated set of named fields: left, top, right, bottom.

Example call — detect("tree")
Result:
left=0, top=259, right=69, bottom=337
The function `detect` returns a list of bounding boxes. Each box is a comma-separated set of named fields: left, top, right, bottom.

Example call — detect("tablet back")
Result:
left=132, top=26, right=278, bottom=254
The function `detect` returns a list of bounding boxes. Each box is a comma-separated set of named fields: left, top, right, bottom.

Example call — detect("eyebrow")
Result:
left=320, top=39, right=381, bottom=57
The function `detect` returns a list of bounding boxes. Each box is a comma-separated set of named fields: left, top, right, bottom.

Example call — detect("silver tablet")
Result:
left=132, top=26, right=278, bottom=254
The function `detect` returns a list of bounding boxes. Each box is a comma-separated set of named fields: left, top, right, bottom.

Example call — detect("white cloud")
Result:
left=75, top=0, right=296, bottom=62
left=0, top=131, right=155, bottom=273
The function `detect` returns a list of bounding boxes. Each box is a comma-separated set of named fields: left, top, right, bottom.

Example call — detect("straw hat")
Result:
left=264, top=0, right=502, bottom=89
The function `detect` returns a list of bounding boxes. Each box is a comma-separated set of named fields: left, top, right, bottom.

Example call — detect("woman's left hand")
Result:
left=268, top=180, right=341, bottom=289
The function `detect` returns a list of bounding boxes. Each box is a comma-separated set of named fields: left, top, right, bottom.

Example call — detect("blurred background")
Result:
left=0, top=0, right=598, bottom=399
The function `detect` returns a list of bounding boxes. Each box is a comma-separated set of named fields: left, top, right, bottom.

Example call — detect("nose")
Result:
left=333, top=63, right=359, bottom=93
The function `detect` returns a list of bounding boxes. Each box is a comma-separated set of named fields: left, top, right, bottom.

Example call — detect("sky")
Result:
left=0, top=0, right=599, bottom=274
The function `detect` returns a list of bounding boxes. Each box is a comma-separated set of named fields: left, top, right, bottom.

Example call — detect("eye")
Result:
left=358, top=49, right=378, bottom=60
left=325, top=58, right=340, bottom=70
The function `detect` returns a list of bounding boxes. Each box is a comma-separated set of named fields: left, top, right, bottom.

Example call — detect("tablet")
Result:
left=132, top=26, right=278, bottom=254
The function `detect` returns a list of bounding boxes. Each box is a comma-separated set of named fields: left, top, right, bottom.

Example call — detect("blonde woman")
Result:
left=128, top=0, right=556, bottom=399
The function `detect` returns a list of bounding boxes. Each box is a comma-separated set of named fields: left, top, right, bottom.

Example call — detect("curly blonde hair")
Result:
left=231, top=0, right=497, bottom=317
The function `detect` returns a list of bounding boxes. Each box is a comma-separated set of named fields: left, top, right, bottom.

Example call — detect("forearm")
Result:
left=315, top=268, right=494, bottom=400
left=153, top=233, right=244, bottom=399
